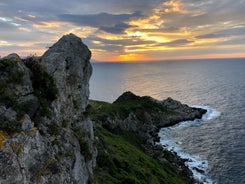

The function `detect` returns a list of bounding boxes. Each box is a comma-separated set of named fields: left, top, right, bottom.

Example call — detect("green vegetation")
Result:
left=89, top=96, right=173, bottom=123
left=0, top=57, right=58, bottom=134
left=47, top=123, right=61, bottom=136
left=35, top=157, right=60, bottom=181
left=78, top=136, right=91, bottom=159
left=0, top=115, right=22, bottom=135
left=0, top=58, right=24, bottom=108
left=0, top=80, right=18, bottom=108
left=89, top=93, right=193, bottom=183
left=72, top=126, right=91, bottom=159
left=62, top=119, right=70, bottom=128
left=73, top=100, right=79, bottom=110
left=0, top=58, right=26, bottom=134
left=25, top=56, right=58, bottom=118
left=0, top=58, right=24, bottom=83
left=93, top=126, right=191, bottom=184
left=0, top=58, right=15, bottom=69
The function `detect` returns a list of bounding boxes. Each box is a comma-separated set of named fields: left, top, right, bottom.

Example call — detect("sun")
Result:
left=106, top=53, right=154, bottom=62
left=128, top=31, right=145, bottom=37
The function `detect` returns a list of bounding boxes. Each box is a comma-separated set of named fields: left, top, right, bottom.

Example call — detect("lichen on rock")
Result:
left=0, top=34, right=96, bottom=184
left=42, top=33, right=92, bottom=120
left=0, top=33, right=207, bottom=184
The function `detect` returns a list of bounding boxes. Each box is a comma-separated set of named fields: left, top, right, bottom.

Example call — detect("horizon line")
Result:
left=92, top=56, right=245, bottom=63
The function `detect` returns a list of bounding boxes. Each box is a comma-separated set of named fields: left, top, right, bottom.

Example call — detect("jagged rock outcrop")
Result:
left=0, top=34, right=96, bottom=184
left=0, top=33, right=207, bottom=184
left=42, top=34, right=96, bottom=174
left=91, top=91, right=206, bottom=144
left=90, top=92, right=207, bottom=183
left=42, top=33, right=92, bottom=120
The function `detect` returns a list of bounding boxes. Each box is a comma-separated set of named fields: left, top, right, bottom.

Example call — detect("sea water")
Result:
left=158, top=105, right=221, bottom=183
left=90, top=58, right=245, bottom=184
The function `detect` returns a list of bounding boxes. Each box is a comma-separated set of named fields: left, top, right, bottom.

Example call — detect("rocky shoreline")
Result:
left=89, top=91, right=207, bottom=183
left=92, top=91, right=206, bottom=143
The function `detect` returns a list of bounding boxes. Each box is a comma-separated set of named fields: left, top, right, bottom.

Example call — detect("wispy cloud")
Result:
left=0, top=0, right=245, bottom=60
left=197, top=26, right=245, bottom=39
left=157, top=39, right=194, bottom=46
left=58, top=12, right=143, bottom=34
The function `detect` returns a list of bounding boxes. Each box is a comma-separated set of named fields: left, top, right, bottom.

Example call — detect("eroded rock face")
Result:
left=98, top=91, right=207, bottom=142
left=0, top=54, right=33, bottom=100
left=0, top=34, right=96, bottom=184
left=42, top=33, right=92, bottom=121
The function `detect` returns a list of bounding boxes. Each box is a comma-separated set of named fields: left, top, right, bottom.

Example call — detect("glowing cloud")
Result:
left=0, top=0, right=244, bottom=61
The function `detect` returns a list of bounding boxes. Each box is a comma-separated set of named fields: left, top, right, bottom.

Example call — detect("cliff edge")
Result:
left=0, top=34, right=96, bottom=184
left=89, top=91, right=206, bottom=183
left=0, top=33, right=207, bottom=184
left=90, top=91, right=206, bottom=143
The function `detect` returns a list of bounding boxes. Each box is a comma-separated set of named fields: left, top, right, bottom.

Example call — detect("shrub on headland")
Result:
left=0, top=56, right=58, bottom=134
left=0, top=58, right=15, bottom=70
left=25, top=56, right=58, bottom=102
left=25, top=56, right=58, bottom=118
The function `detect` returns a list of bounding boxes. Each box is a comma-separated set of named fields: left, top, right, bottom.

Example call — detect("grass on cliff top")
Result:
left=93, top=126, right=190, bottom=184
left=89, top=96, right=174, bottom=123
left=0, top=57, right=58, bottom=135
left=0, top=58, right=25, bottom=134
left=25, top=56, right=58, bottom=119
left=0, top=58, right=16, bottom=70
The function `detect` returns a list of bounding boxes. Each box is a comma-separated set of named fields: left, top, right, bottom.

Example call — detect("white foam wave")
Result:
left=170, top=105, right=221, bottom=129
left=158, top=105, right=221, bottom=184
left=192, top=105, right=221, bottom=121
left=158, top=137, right=213, bottom=184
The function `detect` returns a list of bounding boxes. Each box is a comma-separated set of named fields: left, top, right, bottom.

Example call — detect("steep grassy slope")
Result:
left=89, top=94, right=175, bottom=124
left=93, top=127, right=191, bottom=184
left=89, top=98, right=195, bottom=183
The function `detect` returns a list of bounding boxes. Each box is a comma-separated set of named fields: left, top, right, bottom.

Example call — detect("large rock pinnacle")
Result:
left=0, top=34, right=96, bottom=184
left=42, top=33, right=92, bottom=120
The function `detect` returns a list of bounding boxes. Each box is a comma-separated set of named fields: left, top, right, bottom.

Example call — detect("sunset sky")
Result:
left=0, top=0, right=245, bottom=61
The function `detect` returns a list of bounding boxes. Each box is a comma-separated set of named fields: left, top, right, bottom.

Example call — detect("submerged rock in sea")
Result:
left=0, top=34, right=96, bottom=184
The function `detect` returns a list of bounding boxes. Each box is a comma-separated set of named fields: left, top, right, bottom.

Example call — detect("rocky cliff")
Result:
left=0, top=33, right=207, bottom=184
left=0, top=34, right=96, bottom=184
left=89, top=92, right=207, bottom=183
left=90, top=91, right=206, bottom=144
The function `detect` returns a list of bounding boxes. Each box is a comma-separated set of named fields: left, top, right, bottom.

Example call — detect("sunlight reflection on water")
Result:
left=90, top=58, right=245, bottom=184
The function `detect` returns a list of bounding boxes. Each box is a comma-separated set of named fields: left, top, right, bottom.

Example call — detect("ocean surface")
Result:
left=90, top=58, right=245, bottom=184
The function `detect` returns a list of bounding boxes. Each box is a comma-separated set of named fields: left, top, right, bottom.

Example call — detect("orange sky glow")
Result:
left=0, top=0, right=245, bottom=62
